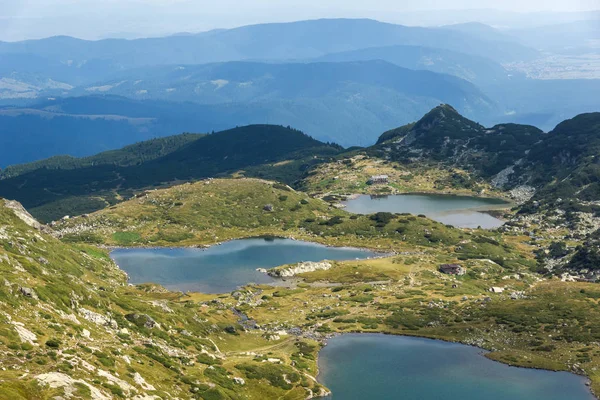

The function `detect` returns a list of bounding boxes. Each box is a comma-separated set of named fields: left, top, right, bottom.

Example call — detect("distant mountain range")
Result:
left=0, top=18, right=534, bottom=103
left=0, top=59, right=497, bottom=165
left=0, top=19, right=536, bottom=69
left=0, top=18, right=597, bottom=167
left=315, top=45, right=512, bottom=85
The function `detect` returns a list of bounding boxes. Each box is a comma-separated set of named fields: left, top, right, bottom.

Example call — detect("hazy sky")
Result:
left=1, top=0, right=599, bottom=41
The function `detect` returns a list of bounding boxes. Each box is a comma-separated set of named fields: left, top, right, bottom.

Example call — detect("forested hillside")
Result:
left=0, top=125, right=342, bottom=222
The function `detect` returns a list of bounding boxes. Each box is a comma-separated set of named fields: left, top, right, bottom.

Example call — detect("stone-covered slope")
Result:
left=0, top=198, right=326, bottom=399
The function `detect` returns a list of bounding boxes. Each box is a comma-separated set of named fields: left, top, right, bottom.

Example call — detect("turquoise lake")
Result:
left=318, top=334, right=594, bottom=400
left=110, top=238, right=377, bottom=293
left=342, top=194, right=510, bottom=229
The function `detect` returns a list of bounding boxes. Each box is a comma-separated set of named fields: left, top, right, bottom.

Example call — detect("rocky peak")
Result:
left=412, top=104, right=484, bottom=136
left=416, top=104, right=459, bottom=124
left=375, top=104, right=481, bottom=146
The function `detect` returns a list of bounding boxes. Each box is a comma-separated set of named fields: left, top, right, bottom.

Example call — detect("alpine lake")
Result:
left=318, top=334, right=594, bottom=400
left=110, top=195, right=593, bottom=400
left=342, top=193, right=511, bottom=229
left=111, top=237, right=378, bottom=294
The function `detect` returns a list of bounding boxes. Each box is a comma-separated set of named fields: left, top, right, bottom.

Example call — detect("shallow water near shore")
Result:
left=110, top=238, right=377, bottom=293
left=318, top=334, right=594, bottom=400
left=342, top=194, right=510, bottom=228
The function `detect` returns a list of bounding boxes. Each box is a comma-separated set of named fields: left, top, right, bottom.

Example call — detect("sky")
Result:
left=1, top=0, right=599, bottom=41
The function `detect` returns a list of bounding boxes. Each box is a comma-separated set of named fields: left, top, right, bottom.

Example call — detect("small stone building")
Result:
left=439, top=264, right=465, bottom=276
left=368, top=175, right=389, bottom=185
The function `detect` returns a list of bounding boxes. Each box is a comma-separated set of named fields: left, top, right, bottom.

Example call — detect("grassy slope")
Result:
left=299, top=153, right=506, bottom=199
left=4, top=177, right=600, bottom=398
left=54, top=178, right=527, bottom=270
left=0, top=199, right=326, bottom=399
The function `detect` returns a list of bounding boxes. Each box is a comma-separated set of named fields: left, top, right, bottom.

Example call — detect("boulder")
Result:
left=125, top=313, right=158, bottom=329
left=19, top=286, right=38, bottom=299
left=233, top=377, right=246, bottom=385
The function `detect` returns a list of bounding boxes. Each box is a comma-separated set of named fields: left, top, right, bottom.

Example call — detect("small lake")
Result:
left=342, top=194, right=510, bottom=229
left=111, top=238, right=377, bottom=293
left=318, top=334, right=594, bottom=400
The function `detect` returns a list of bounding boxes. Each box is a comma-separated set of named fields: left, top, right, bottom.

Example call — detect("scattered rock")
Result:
left=233, top=377, right=246, bottom=385
left=510, top=291, right=526, bottom=300
left=509, top=185, right=536, bottom=204
left=19, top=286, right=38, bottom=299
left=125, top=313, right=158, bottom=329
left=79, top=308, right=117, bottom=329
left=134, top=372, right=156, bottom=391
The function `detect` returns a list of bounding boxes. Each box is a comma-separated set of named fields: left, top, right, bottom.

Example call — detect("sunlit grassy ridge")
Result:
left=0, top=199, right=327, bottom=399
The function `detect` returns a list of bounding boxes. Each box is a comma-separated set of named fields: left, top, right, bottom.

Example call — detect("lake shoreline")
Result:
left=336, top=190, right=513, bottom=203
left=339, top=192, right=513, bottom=229
left=315, top=332, right=597, bottom=400
left=109, top=237, right=384, bottom=293
left=101, top=234, right=394, bottom=255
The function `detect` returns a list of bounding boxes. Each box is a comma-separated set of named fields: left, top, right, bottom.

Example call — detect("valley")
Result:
left=1, top=101, right=599, bottom=396
left=0, top=12, right=598, bottom=400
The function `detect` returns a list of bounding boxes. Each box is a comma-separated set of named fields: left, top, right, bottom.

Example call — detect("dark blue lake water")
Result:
left=318, top=334, right=594, bottom=400
left=111, top=238, right=377, bottom=293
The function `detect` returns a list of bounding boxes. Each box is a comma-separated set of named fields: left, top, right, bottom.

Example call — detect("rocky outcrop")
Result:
left=79, top=308, right=117, bottom=329
left=3, top=199, right=42, bottom=229
left=134, top=372, right=156, bottom=391
left=268, top=261, right=332, bottom=277
left=36, top=373, right=110, bottom=400
left=12, top=321, right=38, bottom=344
left=125, top=313, right=159, bottom=329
